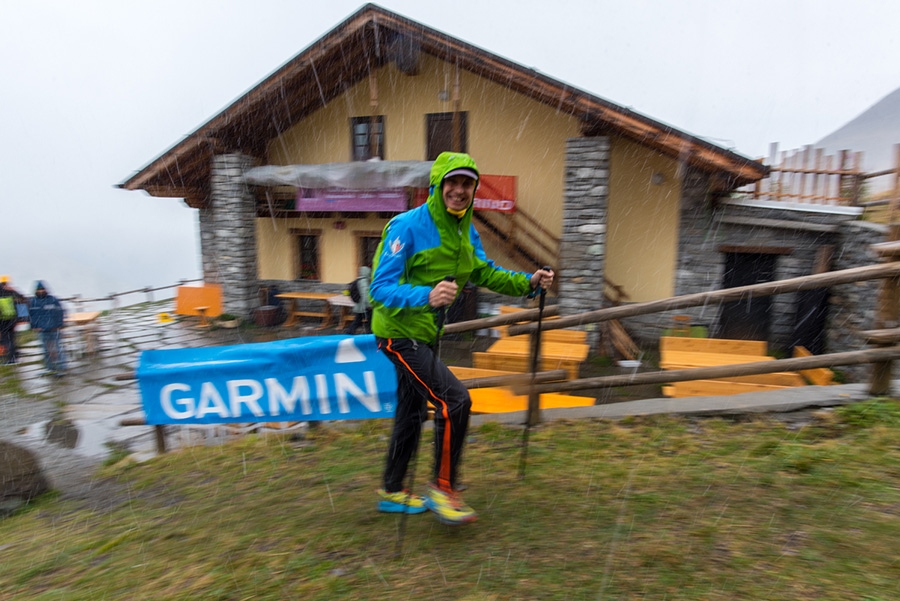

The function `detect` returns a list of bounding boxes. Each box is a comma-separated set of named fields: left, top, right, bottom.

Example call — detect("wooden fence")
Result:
left=739, top=142, right=900, bottom=208
left=442, top=243, right=900, bottom=424
left=62, top=278, right=203, bottom=313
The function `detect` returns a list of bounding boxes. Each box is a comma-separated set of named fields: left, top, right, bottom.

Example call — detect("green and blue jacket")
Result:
left=370, top=152, right=533, bottom=344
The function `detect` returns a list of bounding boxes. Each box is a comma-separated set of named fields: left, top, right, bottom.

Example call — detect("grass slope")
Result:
left=2, top=400, right=900, bottom=600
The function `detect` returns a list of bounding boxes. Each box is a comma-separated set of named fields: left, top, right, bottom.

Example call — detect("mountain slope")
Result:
left=815, top=86, right=900, bottom=183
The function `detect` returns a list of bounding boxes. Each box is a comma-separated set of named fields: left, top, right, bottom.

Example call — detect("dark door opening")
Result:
left=717, top=252, right=776, bottom=341
left=790, top=288, right=829, bottom=354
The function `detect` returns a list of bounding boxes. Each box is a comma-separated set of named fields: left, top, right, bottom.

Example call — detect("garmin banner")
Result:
left=136, top=335, right=398, bottom=425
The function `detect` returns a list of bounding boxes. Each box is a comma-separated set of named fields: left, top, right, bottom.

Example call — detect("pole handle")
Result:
left=435, top=276, right=457, bottom=332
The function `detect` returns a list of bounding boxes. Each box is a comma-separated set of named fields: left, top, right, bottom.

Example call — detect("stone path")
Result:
left=2, top=300, right=318, bottom=495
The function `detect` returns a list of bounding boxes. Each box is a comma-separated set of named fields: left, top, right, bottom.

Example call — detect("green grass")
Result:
left=3, top=402, right=900, bottom=599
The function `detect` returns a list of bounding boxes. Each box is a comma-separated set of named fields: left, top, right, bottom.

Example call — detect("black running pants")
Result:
left=377, top=337, right=471, bottom=492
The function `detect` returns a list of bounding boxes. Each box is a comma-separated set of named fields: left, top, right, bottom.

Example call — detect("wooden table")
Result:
left=276, top=292, right=338, bottom=329
left=65, top=311, right=102, bottom=355
left=328, top=294, right=356, bottom=330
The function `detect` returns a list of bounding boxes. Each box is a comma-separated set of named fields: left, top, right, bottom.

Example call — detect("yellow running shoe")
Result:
left=425, top=482, right=478, bottom=524
left=377, top=489, right=427, bottom=514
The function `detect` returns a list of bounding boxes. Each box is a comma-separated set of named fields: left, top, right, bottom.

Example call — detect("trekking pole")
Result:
left=395, top=275, right=455, bottom=559
left=519, top=267, right=552, bottom=480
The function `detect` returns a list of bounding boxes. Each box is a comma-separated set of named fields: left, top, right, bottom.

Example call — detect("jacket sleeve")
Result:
left=468, top=225, right=532, bottom=296
left=368, top=220, right=432, bottom=311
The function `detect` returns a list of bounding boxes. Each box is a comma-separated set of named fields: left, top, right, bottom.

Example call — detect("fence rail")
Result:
left=738, top=142, right=900, bottom=207
left=442, top=249, right=900, bottom=422
left=61, top=278, right=203, bottom=313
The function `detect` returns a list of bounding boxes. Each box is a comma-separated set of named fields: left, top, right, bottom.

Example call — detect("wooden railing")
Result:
left=474, top=206, right=559, bottom=272
left=61, top=279, right=203, bottom=313
left=738, top=143, right=900, bottom=207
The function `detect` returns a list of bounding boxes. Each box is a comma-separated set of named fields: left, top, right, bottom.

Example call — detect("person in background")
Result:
left=343, top=265, right=372, bottom=335
left=369, top=152, right=554, bottom=524
left=28, top=281, right=67, bottom=375
left=0, top=275, right=25, bottom=364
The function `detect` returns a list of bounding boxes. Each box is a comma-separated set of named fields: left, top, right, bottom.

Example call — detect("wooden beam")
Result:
left=143, top=185, right=204, bottom=199
left=863, top=328, right=900, bottom=345
left=459, top=369, right=568, bottom=390
left=871, top=241, right=900, bottom=257
left=508, top=261, right=900, bottom=337
left=442, top=305, right=560, bottom=334
left=717, top=245, right=794, bottom=255
left=514, top=346, right=900, bottom=396
left=718, top=216, right=840, bottom=234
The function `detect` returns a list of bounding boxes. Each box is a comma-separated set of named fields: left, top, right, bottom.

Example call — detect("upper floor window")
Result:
left=426, top=112, right=468, bottom=160
left=351, top=116, right=384, bottom=161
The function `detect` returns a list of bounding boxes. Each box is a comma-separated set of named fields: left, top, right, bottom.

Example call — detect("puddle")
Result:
left=20, top=418, right=156, bottom=460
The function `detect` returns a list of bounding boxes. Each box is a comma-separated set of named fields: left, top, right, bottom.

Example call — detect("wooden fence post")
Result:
left=871, top=146, right=900, bottom=395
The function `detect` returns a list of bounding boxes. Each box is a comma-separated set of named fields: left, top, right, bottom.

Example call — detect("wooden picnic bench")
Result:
left=474, top=336, right=589, bottom=380
left=276, top=292, right=336, bottom=329
left=658, top=336, right=812, bottom=398
left=447, top=366, right=593, bottom=414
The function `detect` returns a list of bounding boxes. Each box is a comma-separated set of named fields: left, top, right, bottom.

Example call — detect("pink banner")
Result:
left=296, top=188, right=408, bottom=212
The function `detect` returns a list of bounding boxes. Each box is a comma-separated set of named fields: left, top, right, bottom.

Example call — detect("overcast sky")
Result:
left=3, top=0, right=900, bottom=302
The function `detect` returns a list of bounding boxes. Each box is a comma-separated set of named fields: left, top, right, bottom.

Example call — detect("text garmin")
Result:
left=159, top=371, right=383, bottom=420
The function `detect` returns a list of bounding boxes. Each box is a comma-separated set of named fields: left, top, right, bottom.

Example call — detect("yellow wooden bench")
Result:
left=175, top=284, right=223, bottom=318
left=446, top=366, right=594, bottom=413
left=659, top=336, right=809, bottom=398
left=467, top=388, right=595, bottom=414
left=658, top=351, right=805, bottom=386
left=659, top=336, right=768, bottom=356
left=792, top=346, right=835, bottom=386
left=476, top=337, right=590, bottom=380
left=662, top=380, right=790, bottom=398
left=472, top=352, right=583, bottom=381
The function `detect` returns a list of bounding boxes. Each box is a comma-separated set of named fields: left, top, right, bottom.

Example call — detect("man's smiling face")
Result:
left=441, top=174, right=477, bottom=214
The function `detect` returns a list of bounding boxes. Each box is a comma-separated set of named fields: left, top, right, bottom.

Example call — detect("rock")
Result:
left=0, top=440, right=50, bottom=516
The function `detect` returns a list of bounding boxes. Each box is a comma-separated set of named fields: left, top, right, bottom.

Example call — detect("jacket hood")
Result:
left=358, top=265, right=371, bottom=279
left=426, top=152, right=479, bottom=228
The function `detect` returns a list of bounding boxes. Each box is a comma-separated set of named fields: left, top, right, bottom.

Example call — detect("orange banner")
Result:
left=473, top=174, right=516, bottom=213
left=410, top=174, right=517, bottom=213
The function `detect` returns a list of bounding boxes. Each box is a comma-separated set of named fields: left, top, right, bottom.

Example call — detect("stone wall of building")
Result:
left=558, top=137, right=610, bottom=348
left=827, top=220, right=888, bottom=382
left=198, top=206, right=218, bottom=285
left=619, top=183, right=871, bottom=362
left=208, top=153, right=259, bottom=318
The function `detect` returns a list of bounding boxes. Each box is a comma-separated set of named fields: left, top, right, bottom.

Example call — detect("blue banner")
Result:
left=136, top=335, right=398, bottom=425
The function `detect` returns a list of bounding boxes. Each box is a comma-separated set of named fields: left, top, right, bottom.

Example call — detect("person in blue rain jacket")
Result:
left=29, top=281, right=67, bottom=375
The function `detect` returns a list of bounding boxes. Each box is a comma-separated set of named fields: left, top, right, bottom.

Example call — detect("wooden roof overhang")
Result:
left=118, top=3, right=768, bottom=208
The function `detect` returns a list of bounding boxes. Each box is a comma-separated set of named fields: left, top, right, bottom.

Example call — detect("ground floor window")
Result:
left=297, top=233, right=321, bottom=280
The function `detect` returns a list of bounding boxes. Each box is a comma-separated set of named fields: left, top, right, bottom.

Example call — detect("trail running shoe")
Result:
left=377, top=489, right=428, bottom=514
left=425, top=483, right=478, bottom=525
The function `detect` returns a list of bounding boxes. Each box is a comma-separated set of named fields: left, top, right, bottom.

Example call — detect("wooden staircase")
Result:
left=474, top=208, right=558, bottom=284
